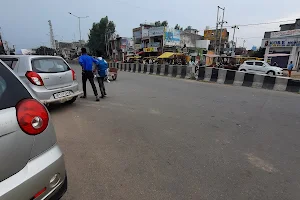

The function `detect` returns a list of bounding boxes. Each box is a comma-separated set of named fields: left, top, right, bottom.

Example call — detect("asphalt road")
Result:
left=55, top=64, right=300, bottom=200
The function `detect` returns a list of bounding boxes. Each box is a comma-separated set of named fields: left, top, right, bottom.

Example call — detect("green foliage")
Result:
left=154, top=21, right=161, bottom=27
left=249, top=47, right=265, bottom=58
left=155, top=20, right=168, bottom=27
left=161, top=21, right=168, bottom=27
left=185, top=26, right=192, bottom=31
left=35, top=46, right=55, bottom=55
left=175, top=24, right=183, bottom=31
left=87, top=16, right=115, bottom=56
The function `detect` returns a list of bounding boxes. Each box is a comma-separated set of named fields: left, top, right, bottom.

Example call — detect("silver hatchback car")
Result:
left=0, top=55, right=82, bottom=105
left=0, top=60, right=67, bottom=199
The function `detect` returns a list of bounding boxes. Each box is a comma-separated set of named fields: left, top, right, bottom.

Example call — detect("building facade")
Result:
left=262, top=19, right=300, bottom=69
left=108, top=34, right=134, bottom=61
left=132, top=23, right=205, bottom=57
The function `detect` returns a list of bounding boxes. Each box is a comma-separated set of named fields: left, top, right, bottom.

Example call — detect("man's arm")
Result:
left=92, top=57, right=99, bottom=64
left=79, top=56, right=84, bottom=67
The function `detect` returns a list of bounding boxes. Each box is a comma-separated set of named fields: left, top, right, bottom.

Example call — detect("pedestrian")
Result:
left=95, top=57, right=108, bottom=98
left=78, top=48, right=100, bottom=101
left=287, top=61, right=294, bottom=77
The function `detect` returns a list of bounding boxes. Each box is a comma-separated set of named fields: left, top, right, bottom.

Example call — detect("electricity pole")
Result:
left=214, top=7, right=219, bottom=55
left=231, top=25, right=239, bottom=56
left=218, top=6, right=226, bottom=56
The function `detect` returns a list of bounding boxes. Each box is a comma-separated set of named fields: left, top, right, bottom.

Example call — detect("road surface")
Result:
left=55, top=64, right=300, bottom=200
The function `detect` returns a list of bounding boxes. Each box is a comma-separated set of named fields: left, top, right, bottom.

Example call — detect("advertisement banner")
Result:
left=262, top=37, right=300, bottom=47
left=121, top=38, right=128, bottom=49
left=164, top=28, right=181, bottom=46
left=133, top=27, right=142, bottom=39
left=147, top=42, right=160, bottom=47
left=143, top=47, right=158, bottom=52
left=149, top=27, right=164, bottom=37
left=204, top=29, right=228, bottom=41
left=142, top=27, right=149, bottom=38
left=134, top=44, right=141, bottom=50
left=270, top=29, right=300, bottom=38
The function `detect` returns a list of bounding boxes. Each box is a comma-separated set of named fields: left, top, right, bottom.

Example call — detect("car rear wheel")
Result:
left=66, top=96, right=77, bottom=104
left=267, top=71, right=275, bottom=76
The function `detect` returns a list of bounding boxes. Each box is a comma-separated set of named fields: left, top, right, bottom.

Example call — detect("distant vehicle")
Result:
left=0, top=59, right=67, bottom=200
left=0, top=55, right=83, bottom=105
left=238, top=60, right=283, bottom=76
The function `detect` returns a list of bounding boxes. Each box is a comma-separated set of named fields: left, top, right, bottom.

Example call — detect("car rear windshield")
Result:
left=0, top=62, right=32, bottom=110
left=31, top=58, right=70, bottom=73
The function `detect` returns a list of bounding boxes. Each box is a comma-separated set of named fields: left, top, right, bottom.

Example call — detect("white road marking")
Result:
left=245, top=153, right=279, bottom=173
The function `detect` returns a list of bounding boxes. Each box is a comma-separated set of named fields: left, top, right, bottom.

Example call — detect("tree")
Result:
left=87, top=16, right=116, bottom=57
left=249, top=47, right=265, bottom=58
left=174, top=24, right=181, bottom=30
left=35, top=46, right=55, bottom=55
left=161, top=21, right=168, bottom=27
left=154, top=21, right=161, bottom=27
left=185, top=26, right=192, bottom=30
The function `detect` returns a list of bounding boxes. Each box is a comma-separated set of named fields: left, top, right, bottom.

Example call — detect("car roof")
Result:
left=0, top=55, right=63, bottom=60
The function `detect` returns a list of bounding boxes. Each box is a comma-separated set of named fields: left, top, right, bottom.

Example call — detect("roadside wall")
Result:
left=105, top=62, right=300, bottom=93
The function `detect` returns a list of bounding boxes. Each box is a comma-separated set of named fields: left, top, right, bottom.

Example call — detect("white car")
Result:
left=238, top=60, right=283, bottom=76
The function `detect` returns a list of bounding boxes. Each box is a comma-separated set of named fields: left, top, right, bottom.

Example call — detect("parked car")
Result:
left=0, top=59, right=67, bottom=200
left=0, top=55, right=83, bottom=105
left=238, top=60, right=283, bottom=76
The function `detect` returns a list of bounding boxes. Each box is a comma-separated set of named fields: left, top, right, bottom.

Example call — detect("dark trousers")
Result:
left=82, top=71, right=98, bottom=96
left=97, top=77, right=106, bottom=96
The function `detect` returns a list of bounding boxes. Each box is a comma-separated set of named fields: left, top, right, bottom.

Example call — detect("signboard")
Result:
left=204, top=29, right=228, bottom=41
left=270, top=29, right=300, bottom=38
left=143, top=47, right=158, bottom=52
left=262, top=37, right=300, bottom=47
left=133, top=27, right=142, bottom=39
left=134, top=44, right=141, bottom=50
left=121, top=38, right=128, bottom=49
left=147, top=42, right=160, bottom=47
left=149, top=27, right=165, bottom=37
left=142, top=27, right=149, bottom=38
left=164, top=28, right=181, bottom=46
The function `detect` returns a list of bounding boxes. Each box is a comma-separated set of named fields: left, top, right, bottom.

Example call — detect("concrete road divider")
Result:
left=108, top=62, right=300, bottom=94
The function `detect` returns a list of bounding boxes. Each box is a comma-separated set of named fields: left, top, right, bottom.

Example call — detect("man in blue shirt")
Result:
left=78, top=48, right=99, bottom=101
left=287, top=61, right=294, bottom=77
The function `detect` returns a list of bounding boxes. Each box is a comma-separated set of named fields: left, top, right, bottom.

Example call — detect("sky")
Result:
left=1, top=0, right=300, bottom=50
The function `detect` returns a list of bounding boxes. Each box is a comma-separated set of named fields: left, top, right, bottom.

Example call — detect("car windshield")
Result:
left=31, top=58, right=70, bottom=73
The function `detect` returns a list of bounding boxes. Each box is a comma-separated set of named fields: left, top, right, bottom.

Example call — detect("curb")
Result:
left=107, top=62, right=300, bottom=94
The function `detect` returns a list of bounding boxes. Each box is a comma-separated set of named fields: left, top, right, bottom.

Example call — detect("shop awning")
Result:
left=265, top=53, right=290, bottom=57
left=158, top=52, right=175, bottom=59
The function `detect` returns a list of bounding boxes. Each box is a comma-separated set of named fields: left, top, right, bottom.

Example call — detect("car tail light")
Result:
left=71, top=69, right=76, bottom=80
left=26, top=71, right=44, bottom=86
left=16, top=99, right=49, bottom=135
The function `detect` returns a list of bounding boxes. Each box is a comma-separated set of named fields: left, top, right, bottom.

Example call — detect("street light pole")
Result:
left=68, top=12, right=89, bottom=45
left=218, top=6, right=226, bottom=56
left=214, top=7, right=220, bottom=55
left=231, top=25, right=239, bottom=56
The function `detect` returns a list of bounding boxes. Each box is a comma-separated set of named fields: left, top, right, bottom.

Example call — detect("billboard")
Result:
left=133, top=27, right=142, bottom=39
left=149, top=27, right=164, bottom=37
left=142, top=27, right=149, bottom=38
left=270, top=29, right=300, bottom=38
left=204, top=29, right=228, bottom=41
left=262, top=37, right=300, bottom=47
left=164, top=28, right=181, bottom=46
